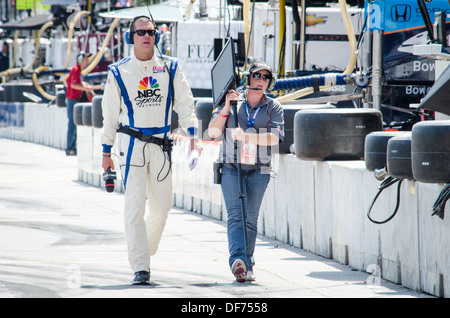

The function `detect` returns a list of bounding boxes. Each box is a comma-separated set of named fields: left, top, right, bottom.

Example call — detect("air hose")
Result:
left=274, top=73, right=348, bottom=91
left=32, top=17, right=120, bottom=101
left=65, top=10, right=90, bottom=68
left=32, top=66, right=56, bottom=101
left=1, top=21, right=53, bottom=82
left=431, top=183, right=450, bottom=219
left=367, top=176, right=404, bottom=224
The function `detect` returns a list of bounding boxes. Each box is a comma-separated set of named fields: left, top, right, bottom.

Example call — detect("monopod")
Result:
left=231, top=100, right=249, bottom=257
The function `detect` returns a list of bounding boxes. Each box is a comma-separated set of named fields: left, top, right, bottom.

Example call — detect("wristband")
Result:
left=218, top=112, right=229, bottom=118
left=103, top=154, right=111, bottom=158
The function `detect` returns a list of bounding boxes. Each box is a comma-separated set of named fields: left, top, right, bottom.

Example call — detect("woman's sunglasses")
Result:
left=134, top=29, right=157, bottom=36
left=252, top=72, right=271, bottom=82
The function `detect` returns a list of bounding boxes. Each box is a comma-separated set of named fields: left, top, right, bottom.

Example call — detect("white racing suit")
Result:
left=101, top=53, right=198, bottom=273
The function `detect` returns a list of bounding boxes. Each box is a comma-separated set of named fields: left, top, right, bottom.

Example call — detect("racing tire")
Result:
left=364, top=131, right=400, bottom=171
left=82, top=103, right=92, bottom=126
left=91, top=95, right=103, bottom=128
left=56, top=91, right=66, bottom=107
left=294, top=108, right=383, bottom=161
left=387, top=132, right=413, bottom=180
left=74, top=103, right=86, bottom=126
left=281, top=104, right=335, bottom=154
left=412, top=120, right=450, bottom=183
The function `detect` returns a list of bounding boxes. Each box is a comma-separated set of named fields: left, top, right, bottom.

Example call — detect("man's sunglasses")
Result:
left=252, top=72, right=271, bottom=82
left=134, top=29, right=157, bottom=36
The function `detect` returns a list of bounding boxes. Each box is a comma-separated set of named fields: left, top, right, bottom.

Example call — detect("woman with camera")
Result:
left=208, top=62, right=284, bottom=282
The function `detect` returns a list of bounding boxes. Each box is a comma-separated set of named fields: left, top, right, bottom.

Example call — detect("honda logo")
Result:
left=391, top=5, right=411, bottom=22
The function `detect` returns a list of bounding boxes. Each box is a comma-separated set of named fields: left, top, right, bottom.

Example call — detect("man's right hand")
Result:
left=102, top=154, right=114, bottom=172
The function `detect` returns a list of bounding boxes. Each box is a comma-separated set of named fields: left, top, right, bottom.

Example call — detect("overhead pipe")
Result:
left=243, top=0, right=252, bottom=67
left=185, top=0, right=196, bottom=20
left=362, top=1, right=373, bottom=108
left=299, top=0, right=306, bottom=70
left=290, top=0, right=301, bottom=69
left=338, top=0, right=357, bottom=75
left=371, top=30, right=383, bottom=110
left=65, top=10, right=90, bottom=68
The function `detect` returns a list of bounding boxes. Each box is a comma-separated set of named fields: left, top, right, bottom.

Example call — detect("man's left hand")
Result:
left=189, top=138, right=203, bottom=157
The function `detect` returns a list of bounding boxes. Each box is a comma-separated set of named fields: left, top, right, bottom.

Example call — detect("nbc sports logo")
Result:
left=139, top=76, right=159, bottom=90
left=135, top=76, right=162, bottom=107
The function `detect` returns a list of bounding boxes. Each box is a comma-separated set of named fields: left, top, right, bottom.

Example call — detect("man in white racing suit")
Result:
left=101, top=15, right=202, bottom=285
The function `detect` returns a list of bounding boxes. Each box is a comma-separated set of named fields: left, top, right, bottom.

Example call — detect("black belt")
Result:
left=117, top=125, right=173, bottom=152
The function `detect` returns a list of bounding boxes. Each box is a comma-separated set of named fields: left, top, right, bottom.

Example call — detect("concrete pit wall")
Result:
left=1, top=102, right=448, bottom=297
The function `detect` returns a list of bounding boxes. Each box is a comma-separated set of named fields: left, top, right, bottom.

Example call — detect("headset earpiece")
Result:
left=241, top=71, right=250, bottom=87
left=154, top=30, right=160, bottom=45
left=125, top=30, right=132, bottom=45
left=268, top=76, right=276, bottom=91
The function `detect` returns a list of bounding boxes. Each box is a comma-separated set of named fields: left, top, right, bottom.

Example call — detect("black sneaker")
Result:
left=65, top=149, right=77, bottom=156
left=132, top=270, right=150, bottom=285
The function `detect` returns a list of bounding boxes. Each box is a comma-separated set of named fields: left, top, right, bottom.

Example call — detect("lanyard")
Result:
left=245, top=104, right=260, bottom=128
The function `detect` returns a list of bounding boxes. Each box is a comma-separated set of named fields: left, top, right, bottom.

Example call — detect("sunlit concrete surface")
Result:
left=0, top=138, right=434, bottom=299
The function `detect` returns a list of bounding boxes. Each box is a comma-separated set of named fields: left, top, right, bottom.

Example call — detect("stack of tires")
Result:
left=73, top=102, right=92, bottom=127
left=361, top=120, right=450, bottom=183
left=364, top=130, right=414, bottom=180
left=364, top=131, right=401, bottom=172
left=364, top=130, right=414, bottom=224
left=362, top=120, right=450, bottom=221
left=73, top=95, right=103, bottom=128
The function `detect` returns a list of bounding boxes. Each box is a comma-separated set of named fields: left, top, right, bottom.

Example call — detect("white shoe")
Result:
left=247, top=270, right=256, bottom=281
left=231, top=259, right=247, bottom=283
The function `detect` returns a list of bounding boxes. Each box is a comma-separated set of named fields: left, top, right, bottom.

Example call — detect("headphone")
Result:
left=77, top=54, right=84, bottom=64
left=77, top=52, right=90, bottom=64
left=241, top=70, right=277, bottom=91
left=125, top=15, right=160, bottom=45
